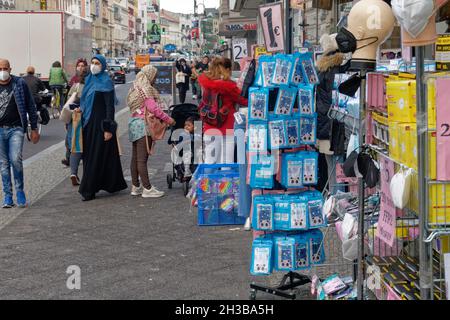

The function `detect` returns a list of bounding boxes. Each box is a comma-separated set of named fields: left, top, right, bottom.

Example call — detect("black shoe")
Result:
left=81, top=194, right=95, bottom=201
left=61, top=159, right=70, bottom=167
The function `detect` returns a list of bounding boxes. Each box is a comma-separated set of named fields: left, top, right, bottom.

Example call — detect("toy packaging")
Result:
left=257, top=55, right=276, bottom=88
left=300, top=115, right=317, bottom=145
left=269, top=118, right=287, bottom=150
left=249, top=87, right=269, bottom=121
left=301, top=152, right=319, bottom=185
left=249, top=154, right=275, bottom=189
left=273, top=195, right=291, bottom=230
left=290, top=197, right=309, bottom=230
left=275, top=86, right=297, bottom=115
left=282, top=154, right=303, bottom=189
left=293, top=234, right=310, bottom=270
left=252, top=196, right=275, bottom=231
left=272, top=54, right=294, bottom=87
left=298, top=84, right=315, bottom=115
left=291, top=53, right=306, bottom=86
left=274, top=236, right=296, bottom=271
left=250, top=237, right=274, bottom=276
left=285, top=118, right=300, bottom=148
left=248, top=121, right=268, bottom=153
left=309, top=229, right=326, bottom=265
left=300, top=53, right=319, bottom=85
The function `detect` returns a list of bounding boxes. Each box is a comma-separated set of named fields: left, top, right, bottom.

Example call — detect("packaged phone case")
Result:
left=250, top=237, right=274, bottom=276
left=309, top=229, right=325, bottom=265
left=249, top=154, right=275, bottom=189
left=299, top=84, right=315, bottom=115
left=285, top=118, right=300, bottom=148
left=304, top=190, right=326, bottom=229
left=271, top=54, right=294, bottom=86
left=252, top=196, right=275, bottom=231
left=273, top=195, right=291, bottom=230
left=300, top=53, right=319, bottom=85
left=268, top=118, right=286, bottom=150
left=248, top=121, right=268, bottom=153
left=282, top=153, right=303, bottom=189
left=248, top=87, right=269, bottom=121
left=274, top=236, right=296, bottom=271
left=291, top=53, right=306, bottom=86
left=257, top=55, right=276, bottom=88
left=275, top=86, right=297, bottom=115
left=289, top=196, right=309, bottom=230
left=300, top=115, right=317, bottom=145
left=300, top=151, right=319, bottom=185
left=292, top=234, right=310, bottom=270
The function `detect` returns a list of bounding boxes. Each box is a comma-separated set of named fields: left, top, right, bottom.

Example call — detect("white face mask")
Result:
left=90, top=64, right=102, bottom=75
left=0, top=71, right=10, bottom=81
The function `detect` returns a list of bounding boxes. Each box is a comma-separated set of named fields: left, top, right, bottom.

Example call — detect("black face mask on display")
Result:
left=335, top=27, right=379, bottom=54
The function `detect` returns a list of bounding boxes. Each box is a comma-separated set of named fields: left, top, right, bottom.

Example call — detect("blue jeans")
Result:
left=0, top=127, right=25, bottom=198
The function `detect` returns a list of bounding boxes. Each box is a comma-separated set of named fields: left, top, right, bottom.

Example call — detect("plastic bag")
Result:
left=390, top=168, right=413, bottom=209
left=392, top=0, right=434, bottom=38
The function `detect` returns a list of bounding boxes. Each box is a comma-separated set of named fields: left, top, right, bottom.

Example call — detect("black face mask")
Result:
left=335, top=27, right=379, bottom=54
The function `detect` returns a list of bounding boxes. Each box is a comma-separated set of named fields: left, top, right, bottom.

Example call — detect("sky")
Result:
left=160, top=0, right=220, bottom=14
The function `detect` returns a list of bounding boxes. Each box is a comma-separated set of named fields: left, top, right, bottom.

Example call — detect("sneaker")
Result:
left=142, top=186, right=165, bottom=198
left=192, top=95, right=197, bottom=100
left=2, top=196, right=15, bottom=209
left=61, top=159, right=70, bottom=167
left=131, top=185, right=143, bottom=196
left=16, top=191, right=27, bottom=208
left=70, top=175, right=80, bottom=186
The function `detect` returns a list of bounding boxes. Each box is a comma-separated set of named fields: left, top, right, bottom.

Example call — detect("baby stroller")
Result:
left=167, top=103, right=201, bottom=196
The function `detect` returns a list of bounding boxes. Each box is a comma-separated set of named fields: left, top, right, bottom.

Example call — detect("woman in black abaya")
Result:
left=78, top=54, right=127, bottom=201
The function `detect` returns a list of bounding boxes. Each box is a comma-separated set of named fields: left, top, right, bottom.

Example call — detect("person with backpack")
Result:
left=22, top=66, right=50, bottom=125
left=198, top=58, right=247, bottom=165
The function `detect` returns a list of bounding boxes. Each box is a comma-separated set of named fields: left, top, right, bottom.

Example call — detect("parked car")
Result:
left=106, top=57, right=119, bottom=66
left=116, top=57, right=130, bottom=73
left=108, top=64, right=126, bottom=84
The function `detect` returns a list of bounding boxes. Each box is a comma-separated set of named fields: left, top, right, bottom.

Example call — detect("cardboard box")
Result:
left=429, top=183, right=450, bottom=226
left=387, top=80, right=416, bottom=123
left=398, top=123, right=415, bottom=169
left=389, top=122, right=401, bottom=162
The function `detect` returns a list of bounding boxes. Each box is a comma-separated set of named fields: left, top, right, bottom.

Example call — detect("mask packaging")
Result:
left=282, top=153, right=304, bottom=189
left=300, top=114, right=317, bottom=145
left=273, top=195, right=291, bottom=230
left=274, top=236, right=296, bottom=271
left=309, top=229, right=326, bottom=265
left=250, top=237, right=274, bottom=276
left=271, top=54, right=294, bottom=86
left=248, top=87, right=269, bottom=121
left=303, top=190, right=326, bottom=229
left=300, top=151, right=319, bottom=185
left=292, top=233, right=310, bottom=270
left=285, top=117, right=300, bottom=149
left=289, top=195, right=309, bottom=230
left=268, top=117, right=287, bottom=150
left=247, top=121, right=268, bottom=153
left=299, top=53, right=319, bottom=85
left=275, top=86, right=297, bottom=115
left=257, top=55, right=276, bottom=88
left=249, top=154, right=275, bottom=189
left=298, top=84, right=315, bottom=115
left=252, top=196, right=275, bottom=231
left=291, top=53, right=306, bottom=86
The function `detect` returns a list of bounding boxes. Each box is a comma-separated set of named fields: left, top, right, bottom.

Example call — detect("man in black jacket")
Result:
left=23, top=66, right=46, bottom=112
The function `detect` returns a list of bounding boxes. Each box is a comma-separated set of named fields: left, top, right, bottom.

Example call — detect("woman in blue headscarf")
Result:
left=78, top=54, right=127, bottom=201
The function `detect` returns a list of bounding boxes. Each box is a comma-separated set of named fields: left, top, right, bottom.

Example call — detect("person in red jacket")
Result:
left=198, top=58, right=248, bottom=164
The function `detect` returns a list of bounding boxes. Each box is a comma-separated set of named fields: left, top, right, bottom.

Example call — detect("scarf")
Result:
left=127, top=65, right=160, bottom=114
left=80, top=54, right=115, bottom=127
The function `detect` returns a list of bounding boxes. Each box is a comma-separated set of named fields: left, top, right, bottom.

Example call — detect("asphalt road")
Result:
left=22, top=73, right=136, bottom=160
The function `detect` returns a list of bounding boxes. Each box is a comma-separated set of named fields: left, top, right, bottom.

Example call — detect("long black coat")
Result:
left=176, top=61, right=192, bottom=91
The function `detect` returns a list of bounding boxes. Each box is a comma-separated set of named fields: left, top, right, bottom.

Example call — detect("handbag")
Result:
left=60, top=92, right=77, bottom=124
left=176, top=72, right=186, bottom=84
left=144, top=101, right=168, bottom=141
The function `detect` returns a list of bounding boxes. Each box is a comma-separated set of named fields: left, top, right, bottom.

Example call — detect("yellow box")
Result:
left=427, top=78, right=437, bottom=128
left=429, top=131, right=437, bottom=180
left=429, top=183, right=450, bottom=226
left=387, top=80, right=417, bottom=123
left=398, top=123, right=415, bottom=169
left=409, top=172, right=419, bottom=214
left=389, top=122, right=401, bottom=162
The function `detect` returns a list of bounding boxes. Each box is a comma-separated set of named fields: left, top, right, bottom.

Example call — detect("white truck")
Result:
left=0, top=11, right=92, bottom=81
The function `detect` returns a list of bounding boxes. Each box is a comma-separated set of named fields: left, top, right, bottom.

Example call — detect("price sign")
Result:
left=152, top=62, right=176, bottom=108
left=436, top=78, right=450, bottom=180
left=259, top=2, right=285, bottom=53
left=376, top=155, right=396, bottom=247
left=232, top=38, right=248, bottom=61
left=253, top=45, right=271, bottom=59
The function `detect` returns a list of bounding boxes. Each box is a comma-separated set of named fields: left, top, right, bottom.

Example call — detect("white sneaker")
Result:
left=131, top=185, right=143, bottom=196
left=244, top=217, right=251, bottom=231
left=142, top=186, right=165, bottom=198
left=192, top=95, right=197, bottom=100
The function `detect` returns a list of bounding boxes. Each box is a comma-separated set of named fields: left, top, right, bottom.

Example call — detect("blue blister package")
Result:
left=291, top=53, right=306, bottom=86
left=292, top=233, right=310, bottom=270
left=250, top=237, right=274, bottom=276
left=257, top=55, right=276, bottom=88
left=289, top=195, right=309, bottom=230
left=275, top=86, right=297, bottom=115
left=304, top=190, right=326, bottom=229
left=274, top=236, right=296, bottom=271
left=299, top=52, right=319, bottom=85
left=281, top=153, right=303, bottom=189
left=247, top=121, right=268, bottom=153
left=273, top=195, right=291, bottom=230
left=252, top=195, right=275, bottom=231
left=298, top=84, right=315, bottom=115
left=268, top=117, right=286, bottom=150
left=300, top=115, right=317, bottom=145
left=299, top=151, right=319, bottom=186
left=285, top=118, right=300, bottom=149
left=309, top=229, right=326, bottom=265
left=271, top=54, right=294, bottom=86
left=248, top=87, right=269, bottom=121
left=249, top=154, right=275, bottom=189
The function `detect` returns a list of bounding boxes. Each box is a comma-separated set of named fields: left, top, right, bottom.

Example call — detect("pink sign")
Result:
left=259, top=2, right=285, bottom=53
left=376, top=155, right=397, bottom=247
left=436, top=78, right=450, bottom=181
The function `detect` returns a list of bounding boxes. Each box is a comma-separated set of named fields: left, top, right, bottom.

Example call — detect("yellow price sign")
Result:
left=254, top=46, right=271, bottom=59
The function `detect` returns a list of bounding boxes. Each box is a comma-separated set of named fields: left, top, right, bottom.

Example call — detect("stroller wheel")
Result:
left=183, top=181, right=189, bottom=196
left=167, top=174, right=173, bottom=189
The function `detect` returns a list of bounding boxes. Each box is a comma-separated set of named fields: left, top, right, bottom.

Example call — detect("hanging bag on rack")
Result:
left=390, top=167, right=413, bottom=209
